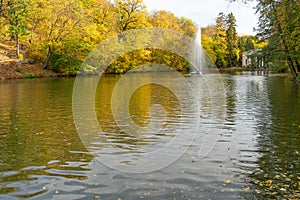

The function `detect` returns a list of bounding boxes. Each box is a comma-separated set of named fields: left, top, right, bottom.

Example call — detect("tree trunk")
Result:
left=287, top=56, right=298, bottom=80
left=295, top=59, right=300, bottom=73
left=43, top=45, right=52, bottom=69
left=281, top=38, right=298, bottom=80
left=272, top=1, right=298, bottom=81
left=16, top=34, right=20, bottom=58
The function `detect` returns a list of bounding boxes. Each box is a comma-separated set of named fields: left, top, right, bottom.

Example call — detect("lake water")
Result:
left=0, top=73, right=299, bottom=199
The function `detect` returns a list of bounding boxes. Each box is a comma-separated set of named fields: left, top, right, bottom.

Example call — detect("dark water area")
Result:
left=0, top=74, right=299, bottom=199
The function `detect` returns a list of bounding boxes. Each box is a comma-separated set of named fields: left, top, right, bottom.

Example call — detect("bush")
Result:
left=49, top=52, right=80, bottom=75
left=24, top=72, right=39, bottom=78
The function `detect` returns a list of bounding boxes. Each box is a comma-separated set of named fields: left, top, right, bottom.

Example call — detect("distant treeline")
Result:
left=0, top=0, right=197, bottom=74
left=1, top=0, right=298, bottom=77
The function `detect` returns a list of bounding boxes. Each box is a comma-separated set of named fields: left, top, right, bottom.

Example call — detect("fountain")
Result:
left=190, top=26, right=204, bottom=75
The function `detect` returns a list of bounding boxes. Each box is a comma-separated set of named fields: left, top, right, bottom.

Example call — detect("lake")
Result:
left=0, top=73, right=299, bottom=199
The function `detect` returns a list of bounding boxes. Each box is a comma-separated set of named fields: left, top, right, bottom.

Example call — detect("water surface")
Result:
left=0, top=74, right=299, bottom=199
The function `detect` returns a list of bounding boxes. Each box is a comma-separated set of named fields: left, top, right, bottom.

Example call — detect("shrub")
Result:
left=24, top=72, right=39, bottom=78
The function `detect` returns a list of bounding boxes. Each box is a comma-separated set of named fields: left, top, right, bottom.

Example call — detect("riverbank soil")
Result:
left=0, top=40, right=56, bottom=80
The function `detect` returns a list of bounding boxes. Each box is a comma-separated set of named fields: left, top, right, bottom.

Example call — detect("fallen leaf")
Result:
left=274, top=175, right=280, bottom=179
left=265, top=180, right=272, bottom=186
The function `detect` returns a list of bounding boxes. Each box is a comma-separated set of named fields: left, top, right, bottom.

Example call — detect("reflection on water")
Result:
left=97, top=80, right=182, bottom=149
left=0, top=78, right=93, bottom=198
left=73, top=73, right=225, bottom=173
left=248, top=77, right=300, bottom=199
left=0, top=74, right=299, bottom=199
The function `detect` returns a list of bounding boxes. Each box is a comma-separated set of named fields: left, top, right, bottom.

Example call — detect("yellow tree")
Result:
left=84, top=0, right=116, bottom=43
left=202, top=25, right=217, bottom=62
left=151, top=10, right=180, bottom=30
left=178, top=17, right=196, bottom=37
left=26, top=0, right=85, bottom=70
left=115, top=0, right=150, bottom=32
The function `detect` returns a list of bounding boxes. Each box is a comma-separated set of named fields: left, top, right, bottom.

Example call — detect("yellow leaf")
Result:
left=224, top=180, right=232, bottom=184
left=274, top=175, right=280, bottom=179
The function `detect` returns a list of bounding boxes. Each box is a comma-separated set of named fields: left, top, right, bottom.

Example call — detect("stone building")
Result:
left=242, top=49, right=266, bottom=69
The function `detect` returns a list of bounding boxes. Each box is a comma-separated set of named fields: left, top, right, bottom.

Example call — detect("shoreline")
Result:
left=0, top=63, right=289, bottom=81
left=0, top=61, right=58, bottom=80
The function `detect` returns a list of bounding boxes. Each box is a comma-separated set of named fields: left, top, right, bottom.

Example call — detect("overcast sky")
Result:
left=144, top=0, right=258, bottom=35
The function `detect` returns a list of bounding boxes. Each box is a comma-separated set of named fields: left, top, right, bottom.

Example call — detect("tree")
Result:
left=151, top=10, right=179, bottom=30
left=238, top=36, right=255, bottom=54
left=84, top=0, right=116, bottom=43
left=213, top=12, right=228, bottom=68
left=202, top=34, right=216, bottom=62
left=201, top=26, right=217, bottom=62
left=1, top=0, right=198, bottom=74
left=178, top=17, right=196, bottom=37
left=115, top=0, right=150, bottom=33
left=26, top=0, right=85, bottom=70
left=0, top=0, right=7, bottom=17
left=256, top=0, right=300, bottom=80
left=1, top=0, right=28, bottom=58
left=226, top=12, right=239, bottom=67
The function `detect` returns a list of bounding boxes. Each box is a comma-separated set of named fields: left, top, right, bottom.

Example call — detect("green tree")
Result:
left=226, top=12, right=239, bottom=67
left=256, top=0, right=300, bottom=79
left=213, top=12, right=228, bottom=68
left=238, top=35, right=255, bottom=53
left=1, top=0, right=28, bottom=57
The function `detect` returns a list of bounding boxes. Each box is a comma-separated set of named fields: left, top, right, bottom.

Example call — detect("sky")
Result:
left=144, top=0, right=258, bottom=35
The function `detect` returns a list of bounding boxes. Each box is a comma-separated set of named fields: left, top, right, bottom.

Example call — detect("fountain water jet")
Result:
left=190, top=26, right=205, bottom=75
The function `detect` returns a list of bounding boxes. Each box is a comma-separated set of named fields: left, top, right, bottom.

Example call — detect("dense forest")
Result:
left=0, top=0, right=299, bottom=78
left=0, top=0, right=197, bottom=75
